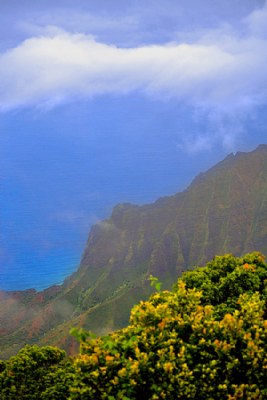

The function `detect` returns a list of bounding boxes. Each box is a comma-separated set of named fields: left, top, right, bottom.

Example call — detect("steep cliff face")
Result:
left=79, top=144, right=267, bottom=285
left=1, top=144, right=267, bottom=358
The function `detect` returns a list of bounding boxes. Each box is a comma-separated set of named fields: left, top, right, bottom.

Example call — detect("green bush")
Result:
left=70, top=252, right=267, bottom=399
left=1, top=252, right=267, bottom=399
left=0, top=345, right=74, bottom=399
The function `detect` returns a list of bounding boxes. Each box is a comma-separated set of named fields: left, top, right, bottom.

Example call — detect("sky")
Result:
left=1, top=0, right=267, bottom=290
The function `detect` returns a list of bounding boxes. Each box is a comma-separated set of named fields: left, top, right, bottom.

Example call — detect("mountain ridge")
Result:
left=1, top=144, right=267, bottom=358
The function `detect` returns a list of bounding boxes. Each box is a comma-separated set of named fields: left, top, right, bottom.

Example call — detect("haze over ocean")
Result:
left=1, top=0, right=267, bottom=290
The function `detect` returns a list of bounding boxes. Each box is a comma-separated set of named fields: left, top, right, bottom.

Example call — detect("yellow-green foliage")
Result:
left=0, top=345, right=74, bottom=399
left=70, top=252, right=267, bottom=399
left=1, top=252, right=267, bottom=399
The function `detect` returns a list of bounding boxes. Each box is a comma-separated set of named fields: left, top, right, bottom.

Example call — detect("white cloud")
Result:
left=177, top=134, right=213, bottom=154
left=0, top=3, right=266, bottom=127
left=245, top=2, right=267, bottom=37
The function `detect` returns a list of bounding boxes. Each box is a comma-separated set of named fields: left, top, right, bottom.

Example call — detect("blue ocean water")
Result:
left=1, top=97, right=230, bottom=291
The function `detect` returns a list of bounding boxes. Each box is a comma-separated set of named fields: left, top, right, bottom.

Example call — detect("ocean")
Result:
left=0, top=98, right=226, bottom=291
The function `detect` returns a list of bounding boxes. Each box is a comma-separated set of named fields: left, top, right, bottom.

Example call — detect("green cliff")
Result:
left=1, top=144, right=267, bottom=357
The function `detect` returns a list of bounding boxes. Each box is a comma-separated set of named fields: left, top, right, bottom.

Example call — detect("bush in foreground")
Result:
left=1, top=252, right=267, bottom=399
left=0, top=345, right=74, bottom=399
left=70, top=252, right=267, bottom=399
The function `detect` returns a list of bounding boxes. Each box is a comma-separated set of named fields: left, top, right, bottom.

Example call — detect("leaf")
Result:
left=148, top=275, right=162, bottom=292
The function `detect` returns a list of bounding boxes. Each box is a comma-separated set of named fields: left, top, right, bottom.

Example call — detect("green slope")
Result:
left=1, top=144, right=267, bottom=358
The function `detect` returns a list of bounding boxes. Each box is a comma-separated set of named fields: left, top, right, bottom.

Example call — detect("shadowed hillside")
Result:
left=1, top=144, right=267, bottom=358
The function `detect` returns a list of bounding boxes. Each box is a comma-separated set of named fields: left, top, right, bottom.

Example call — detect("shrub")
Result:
left=0, top=345, right=74, bottom=399
left=1, top=252, right=267, bottom=399
left=70, top=252, right=267, bottom=399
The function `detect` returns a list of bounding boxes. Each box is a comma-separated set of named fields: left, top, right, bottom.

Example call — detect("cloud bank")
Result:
left=0, top=3, right=266, bottom=120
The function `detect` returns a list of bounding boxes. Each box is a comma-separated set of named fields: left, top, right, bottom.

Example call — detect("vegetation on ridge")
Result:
left=1, top=145, right=267, bottom=358
left=1, top=252, right=267, bottom=399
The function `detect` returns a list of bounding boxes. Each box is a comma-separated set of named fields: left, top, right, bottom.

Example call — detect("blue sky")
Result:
left=1, top=0, right=267, bottom=290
